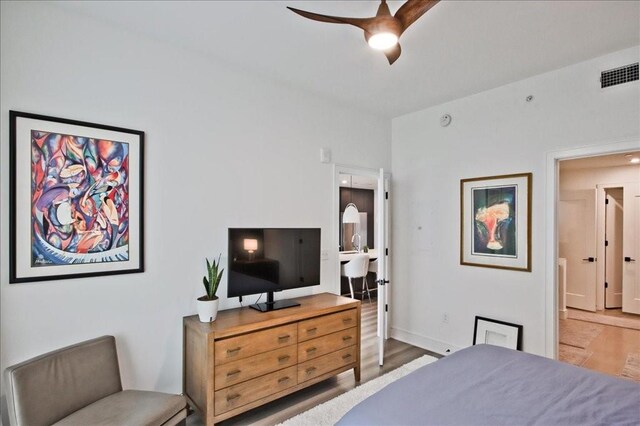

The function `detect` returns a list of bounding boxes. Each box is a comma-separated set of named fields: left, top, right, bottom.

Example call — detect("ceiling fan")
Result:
left=287, top=0, right=440, bottom=65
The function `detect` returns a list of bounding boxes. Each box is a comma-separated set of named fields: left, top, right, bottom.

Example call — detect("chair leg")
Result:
left=348, top=278, right=355, bottom=299
left=363, top=276, right=372, bottom=304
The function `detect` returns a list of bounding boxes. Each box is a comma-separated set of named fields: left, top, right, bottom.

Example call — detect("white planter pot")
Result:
left=197, top=297, right=219, bottom=323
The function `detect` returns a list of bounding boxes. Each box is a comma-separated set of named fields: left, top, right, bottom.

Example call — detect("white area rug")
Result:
left=279, top=354, right=437, bottom=426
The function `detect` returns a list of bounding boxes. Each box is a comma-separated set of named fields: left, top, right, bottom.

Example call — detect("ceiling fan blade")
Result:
left=394, top=0, right=440, bottom=32
left=384, top=43, right=402, bottom=65
left=287, top=7, right=374, bottom=32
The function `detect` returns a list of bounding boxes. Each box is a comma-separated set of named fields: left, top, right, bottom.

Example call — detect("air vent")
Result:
left=601, top=63, right=639, bottom=88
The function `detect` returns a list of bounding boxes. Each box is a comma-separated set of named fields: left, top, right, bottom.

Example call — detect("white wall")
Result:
left=560, top=164, right=640, bottom=191
left=0, top=1, right=390, bottom=398
left=391, top=46, right=640, bottom=355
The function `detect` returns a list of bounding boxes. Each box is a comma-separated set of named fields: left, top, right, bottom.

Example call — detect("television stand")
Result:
left=183, top=293, right=361, bottom=425
left=251, top=291, right=300, bottom=312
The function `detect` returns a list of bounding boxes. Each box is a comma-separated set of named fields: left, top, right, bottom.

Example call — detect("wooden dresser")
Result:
left=183, top=293, right=361, bottom=425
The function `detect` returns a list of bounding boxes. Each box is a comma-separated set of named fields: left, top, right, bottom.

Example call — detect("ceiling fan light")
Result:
left=368, top=32, right=398, bottom=50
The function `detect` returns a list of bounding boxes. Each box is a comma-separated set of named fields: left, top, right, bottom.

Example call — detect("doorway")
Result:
left=333, top=165, right=390, bottom=366
left=556, top=151, right=640, bottom=380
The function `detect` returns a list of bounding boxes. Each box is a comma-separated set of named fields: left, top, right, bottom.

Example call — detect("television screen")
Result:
left=228, top=228, right=321, bottom=298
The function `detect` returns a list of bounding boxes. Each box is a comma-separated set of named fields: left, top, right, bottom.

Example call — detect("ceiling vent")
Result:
left=601, top=63, right=638, bottom=88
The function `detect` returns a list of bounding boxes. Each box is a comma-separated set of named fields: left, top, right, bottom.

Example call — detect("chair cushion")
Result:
left=53, top=390, right=187, bottom=426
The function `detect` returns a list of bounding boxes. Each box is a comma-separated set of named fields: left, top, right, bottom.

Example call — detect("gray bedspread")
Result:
left=338, top=344, right=640, bottom=426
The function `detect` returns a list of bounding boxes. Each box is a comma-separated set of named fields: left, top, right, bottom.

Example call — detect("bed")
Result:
left=338, top=344, right=639, bottom=425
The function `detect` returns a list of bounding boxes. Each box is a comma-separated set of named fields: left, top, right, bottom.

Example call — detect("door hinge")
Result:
left=385, top=191, right=388, bottom=200
left=605, top=282, right=608, bottom=288
left=605, top=240, right=609, bottom=247
left=385, top=304, right=388, bottom=312
left=385, top=248, right=389, bottom=256
left=605, top=198, right=609, bottom=205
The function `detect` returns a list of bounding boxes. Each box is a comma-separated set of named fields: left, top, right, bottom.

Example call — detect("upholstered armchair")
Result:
left=4, top=336, right=187, bottom=426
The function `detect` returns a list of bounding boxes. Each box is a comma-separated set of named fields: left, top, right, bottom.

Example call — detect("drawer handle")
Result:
left=307, top=327, right=317, bottom=333
left=226, top=369, right=241, bottom=377
left=342, top=336, right=352, bottom=342
left=227, top=393, right=241, bottom=402
left=343, top=317, right=353, bottom=324
left=306, top=347, right=317, bottom=354
left=278, top=355, right=291, bottom=362
left=342, top=354, right=352, bottom=360
left=227, top=347, right=241, bottom=355
left=306, top=366, right=317, bottom=374
left=278, top=376, right=290, bottom=384
left=278, top=335, right=291, bottom=342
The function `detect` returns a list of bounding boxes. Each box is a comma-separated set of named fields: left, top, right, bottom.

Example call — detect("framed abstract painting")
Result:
left=9, top=111, right=144, bottom=283
left=460, top=172, right=531, bottom=272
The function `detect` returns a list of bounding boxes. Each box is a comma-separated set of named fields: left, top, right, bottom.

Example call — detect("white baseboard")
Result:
left=390, top=326, right=462, bottom=356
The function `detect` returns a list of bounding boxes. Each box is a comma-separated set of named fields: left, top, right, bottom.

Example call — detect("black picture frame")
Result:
left=9, top=111, right=145, bottom=283
left=473, top=316, right=523, bottom=351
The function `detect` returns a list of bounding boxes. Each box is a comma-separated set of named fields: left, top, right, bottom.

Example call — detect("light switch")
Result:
left=320, top=148, right=331, bottom=164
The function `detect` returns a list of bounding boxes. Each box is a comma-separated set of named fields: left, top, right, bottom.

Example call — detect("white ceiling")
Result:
left=560, top=151, right=640, bottom=170
left=52, top=1, right=640, bottom=118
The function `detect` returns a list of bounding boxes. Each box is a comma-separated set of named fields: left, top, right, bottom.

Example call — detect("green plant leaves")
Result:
left=202, top=254, right=224, bottom=300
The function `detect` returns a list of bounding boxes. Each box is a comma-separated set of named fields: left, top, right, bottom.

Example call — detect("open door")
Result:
left=376, top=168, right=390, bottom=366
left=622, top=182, right=640, bottom=314
left=605, top=189, right=624, bottom=308
left=559, top=189, right=597, bottom=311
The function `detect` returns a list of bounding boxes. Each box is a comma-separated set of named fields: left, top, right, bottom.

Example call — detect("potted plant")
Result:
left=197, top=255, right=224, bottom=322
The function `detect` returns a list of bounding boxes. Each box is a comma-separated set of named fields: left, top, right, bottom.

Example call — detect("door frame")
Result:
left=545, top=139, right=639, bottom=359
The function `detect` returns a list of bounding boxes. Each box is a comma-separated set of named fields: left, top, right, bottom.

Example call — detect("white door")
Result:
left=376, top=168, right=390, bottom=366
left=559, top=189, right=597, bottom=311
left=605, top=189, right=624, bottom=308
left=622, top=182, right=640, bottom=314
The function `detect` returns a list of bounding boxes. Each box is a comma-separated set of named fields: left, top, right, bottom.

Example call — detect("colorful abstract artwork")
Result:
left=31, top=131, right=130, bottom=266
left=472, top=185, right=516, bottom=257
left=460, top=173, right=531, bottom=272
left=10, top=111, right=144, bottom=283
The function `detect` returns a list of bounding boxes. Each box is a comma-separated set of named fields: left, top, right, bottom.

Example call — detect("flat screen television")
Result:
left=228, top=228, right=321, bottom=312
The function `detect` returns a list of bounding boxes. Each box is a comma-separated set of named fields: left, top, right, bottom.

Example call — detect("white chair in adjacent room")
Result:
left=343, top=254, right=371, bottom=303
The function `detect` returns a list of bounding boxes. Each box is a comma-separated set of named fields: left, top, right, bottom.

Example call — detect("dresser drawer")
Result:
left=298, top=309, right=357, bottom=342
left=214, top=366, right=297, bottom=415
left=215, top=345, right=297, bottom=390
left=298, top=327, right=357, bottom=363
left=298, top=346, right=356, bottom=383
left=215, top=324, right=297, bottom=365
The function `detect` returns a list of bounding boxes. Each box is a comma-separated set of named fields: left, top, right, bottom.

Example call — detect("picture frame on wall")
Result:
left=460, top=172, right=532, bottom=272
left=473, top=316, right=523, bottom=351
left=9, top=111, right=145, bottom=283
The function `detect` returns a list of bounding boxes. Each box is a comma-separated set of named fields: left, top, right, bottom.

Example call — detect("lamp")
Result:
left=343, top=203, right=360, bottom=224
left=243, top=238, right=258, bottom=260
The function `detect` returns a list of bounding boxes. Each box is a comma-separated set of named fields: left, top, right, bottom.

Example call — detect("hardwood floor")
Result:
left=187, top=299, right=438, bottom=426
left=559, top=309, right=640, bottom=381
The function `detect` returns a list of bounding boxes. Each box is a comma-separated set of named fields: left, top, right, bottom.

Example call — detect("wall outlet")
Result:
left=321, top=249, right=329, bottom=260
left=442, top=313, right=449, bottom=324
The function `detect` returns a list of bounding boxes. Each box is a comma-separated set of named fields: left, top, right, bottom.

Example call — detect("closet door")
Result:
left=604, top=190, right=623, bottom=308
left=622, top=183, right=640, bottom=314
